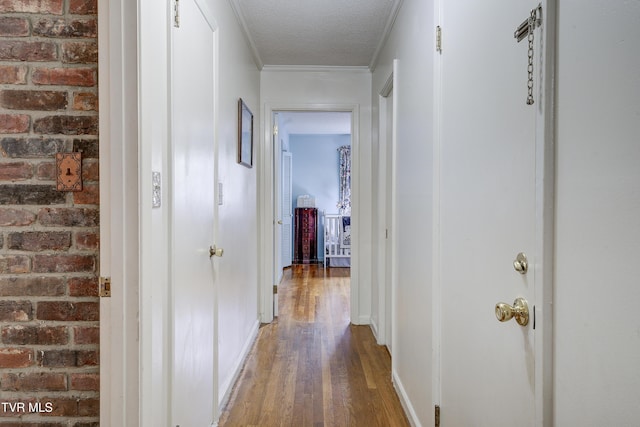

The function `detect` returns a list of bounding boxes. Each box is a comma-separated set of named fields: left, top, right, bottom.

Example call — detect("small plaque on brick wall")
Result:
left=56, top=152, right=82, bottom=192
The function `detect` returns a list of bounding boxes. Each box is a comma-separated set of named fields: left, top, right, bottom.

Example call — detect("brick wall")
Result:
left=0, top=0, right=99, bottom=425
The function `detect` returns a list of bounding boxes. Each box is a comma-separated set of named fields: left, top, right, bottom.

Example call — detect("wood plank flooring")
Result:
left=218, top=265, right=410, bottom=427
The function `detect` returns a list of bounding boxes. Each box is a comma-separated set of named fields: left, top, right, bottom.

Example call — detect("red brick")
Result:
left=0, top=398, right=37, bottom=418
left=0, top=41, right=58, bottom=62
left=70, top=373, right=98, bottom=391
left=61, top=41, right=97, bottom=64
left=1, top=137, right=64, bottom=158
left=33, top=115, right=98, bottom=135
left=0, top=255, right=30, bottom=274
left=0, top=348, right=33, bottom=368
left=32, top=254, right=95, bottom=273
left=0, top=161, right=33, bottom=180
left=77, top=398, right=99, bottom=417
left=0, top=0, right=64, bottom=14
left=33, top=18, right=97, bottom=38
left=72, top=138, right=98, bottom=158
left=8, top=231, right=72, bottom=251
left=73, top=326, right=98, bottom=344
left=32, top=67, right=96, bottom=87
left=0, top=17, right=30, bottom=37
left=37, top=161, right=56, bottom=180
left=74, top=231, right=98, bottom=250
left=0, top=301, right=32, bottom=321
left=69, top=0, right=96, bottom=14
left=0, top=184, right=66, bottom=205
left=0, top=276, right=65, bottom=296
left=72, top=92, right=97, bottom=111
left=1, top=372, right=67, bottom=392
left=81, top=159, right=99, bottom=180
left=68, top=277, right=98, bottom=297
left=1, top=325, right=68, bottom=345
left=0, top=90, right=68, bottom=111
left=73, top=182, right=98, bottom=204
left=39, top=349, right=97, bottom=367
left=38, top=398, right=76, bottom=417
left=38, top=207, right=99, bottom=227
left=0, top=114, right=29, bottom=133
left=36, top=301, right=98, bottom=321
left=0, top=65, right=27, bottom=84
left=0, top=208, right=36, bottom=226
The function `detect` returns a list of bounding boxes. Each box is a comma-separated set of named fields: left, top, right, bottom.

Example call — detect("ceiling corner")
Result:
left=369, top=0, right=404, bottom=71
left=228, top=0, right=264, bottom=70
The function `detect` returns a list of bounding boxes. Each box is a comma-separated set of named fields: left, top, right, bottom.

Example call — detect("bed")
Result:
left=324, top=213, right=351, bottom=267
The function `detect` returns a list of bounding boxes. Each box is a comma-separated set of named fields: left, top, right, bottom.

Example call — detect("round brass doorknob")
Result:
left=495, top=297, right=529, bottom=326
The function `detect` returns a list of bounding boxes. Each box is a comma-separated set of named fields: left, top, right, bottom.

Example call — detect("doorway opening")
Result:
left=272, top=110, right=353, bottom=318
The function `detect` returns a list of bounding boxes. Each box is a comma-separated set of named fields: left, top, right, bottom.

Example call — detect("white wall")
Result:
left=555, top=1, right=640, bottom=424
left=260, top=68, right=372, bottom=324
left=138, top=0, right=260, bottom=423
left=372, top=0, right=435, bottom=424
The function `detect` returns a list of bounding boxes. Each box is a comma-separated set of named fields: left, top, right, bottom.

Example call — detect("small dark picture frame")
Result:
left=238, top=98, right=254, bottom=168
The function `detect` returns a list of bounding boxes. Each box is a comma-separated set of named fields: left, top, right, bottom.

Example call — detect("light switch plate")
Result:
left=56, top=152, right=82, bottom=191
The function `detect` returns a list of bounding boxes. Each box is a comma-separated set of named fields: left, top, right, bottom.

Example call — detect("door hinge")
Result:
left=173, top=0, right=180, bottom=28
left=435, top=404, right=440, bottom=427
left=273, top=124, right=278, bottom=136
left=385, top=228, right=389, bottom=239
left=99, top=277, right=111, bottom=297
left=436, top=26, right=442, bottom=53
left=273, top=285, right=278, bottom=295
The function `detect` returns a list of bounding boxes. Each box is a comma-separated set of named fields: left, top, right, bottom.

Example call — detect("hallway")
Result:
left=219, top=265, right=409, bottom=426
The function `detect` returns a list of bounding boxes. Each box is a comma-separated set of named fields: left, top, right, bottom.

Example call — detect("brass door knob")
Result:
left=495, top=297, right=529, bottom=326
left=209, top=245, right=224, bottom=258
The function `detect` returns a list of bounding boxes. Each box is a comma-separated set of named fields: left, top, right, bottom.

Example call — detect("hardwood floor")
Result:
left=218, top=264, right=409, bottom=427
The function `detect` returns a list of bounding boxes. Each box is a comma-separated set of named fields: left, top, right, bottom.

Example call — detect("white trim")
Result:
left=431, top=0, right=443, bottom=414
left=227, top=0, right=264, bottom=69
left=261, top=65, right=370, bottom=73
left=259, top=103, right=361, bottom=324
left=217, top=320, right=260, bottom=409
left=99, top=0, right=140, bottom=425
left=369, top=0, right=404, bottom=71
left=534, top=1, right=556, bottom=426
left=393, top=370, right=421, bottom=427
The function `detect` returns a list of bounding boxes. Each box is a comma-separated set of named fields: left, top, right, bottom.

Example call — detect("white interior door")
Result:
left=439, top=1, right=551, bottom=424
left=171, top=0, right=218, bottom=425
left=383, top=85, right=394, bottom=353
left=282, top=151, right=293, bottom=268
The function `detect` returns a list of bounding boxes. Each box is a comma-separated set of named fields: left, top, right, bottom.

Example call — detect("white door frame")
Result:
left=259, top=103, right=360, bottom=324
left=377, top=63, right=397, bottom=350
left=98, top=0, right=141, bottom=425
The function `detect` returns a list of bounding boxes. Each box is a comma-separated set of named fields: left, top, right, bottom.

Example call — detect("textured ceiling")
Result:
left=230, top=0, right=402, bottom=69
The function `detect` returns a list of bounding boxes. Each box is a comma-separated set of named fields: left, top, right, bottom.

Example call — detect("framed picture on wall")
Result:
left=238, top=98, right=253, bottom=168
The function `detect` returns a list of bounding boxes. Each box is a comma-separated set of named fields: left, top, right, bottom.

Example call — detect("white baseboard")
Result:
left=370, top=319, right=380, bottom=342
left=392, top=369, right=422, bottom=427
left=217, top=319, right=260, bottom=409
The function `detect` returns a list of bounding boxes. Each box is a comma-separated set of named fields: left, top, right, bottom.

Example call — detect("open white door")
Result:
left=281, top=151, right=293, bottom=269
left=170, top=0, right=219, bottom=425
left=439, top=1, right=553, bottom=425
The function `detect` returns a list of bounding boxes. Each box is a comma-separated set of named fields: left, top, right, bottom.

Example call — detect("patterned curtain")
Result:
left=337, top=146, right=351, bottom=215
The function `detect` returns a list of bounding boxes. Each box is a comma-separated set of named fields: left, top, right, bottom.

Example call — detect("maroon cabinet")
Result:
left=294, top=208, right=318, bottom=264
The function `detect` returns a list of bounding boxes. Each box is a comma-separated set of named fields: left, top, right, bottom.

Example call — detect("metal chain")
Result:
left=526, top=9, right=536, bottom=105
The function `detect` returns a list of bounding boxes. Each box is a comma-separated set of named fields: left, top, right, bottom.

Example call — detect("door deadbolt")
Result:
left=495, top=297, right=529, bottom=326
left=209, top=245, right=224, bottom=258
left=513, top=252, right=528, bottom=274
